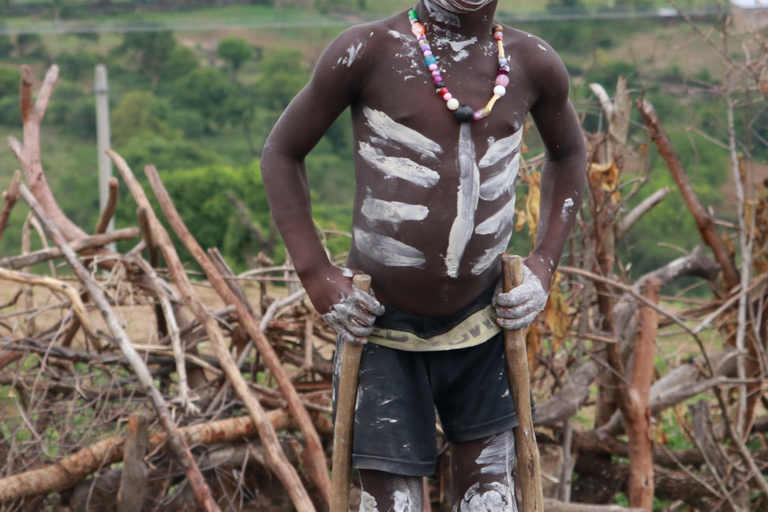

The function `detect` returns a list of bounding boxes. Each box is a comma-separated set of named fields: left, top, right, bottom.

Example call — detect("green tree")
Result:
left=111, top=91, right=176, bottom=146
left=16, top=34, right=45, bottom=58
left=164, top=45, right=199, bottom=82
left=114, top=30, right=176, bottom=86
left=172, top=67, right=235, bottom=132
left=256, top=48, right=309, bottom=110
left=0, top=66, right=20, bottom=99
left=217, top=37, right=252, bottom=81
left=0, top=35, right=13, bottom=58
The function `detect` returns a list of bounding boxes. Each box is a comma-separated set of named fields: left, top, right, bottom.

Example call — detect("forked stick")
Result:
left=503, top=255, right=544, bottom=512
left=331, top=274, right=371, bottom=512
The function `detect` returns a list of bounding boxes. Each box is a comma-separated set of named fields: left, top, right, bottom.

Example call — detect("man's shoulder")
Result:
left=319, top=14, right=407, bottom=71
left=500, top=26, right=570, bottom=96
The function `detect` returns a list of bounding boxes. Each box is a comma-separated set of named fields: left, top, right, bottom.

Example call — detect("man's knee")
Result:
left=451, top=430, right=519, bottom=512
left=358, top=470, right=423, bottom=512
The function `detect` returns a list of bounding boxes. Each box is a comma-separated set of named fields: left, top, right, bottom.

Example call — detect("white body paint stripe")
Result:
left=478, top=128, right=523, bottom=169
left=363, top=107, right=443, bottom=159
left=475, top=194, right=515, bottom=235
left=362, top=196, right=429, bottom=224
left=479, top=153, right=520, bottom=202
left=354, top=227, right=426, bottom=267
left=359, top=142, right=440, bottom=187
left=445, top=124, right=480, bottom=278
left=471, top=230, right=512, bottom=275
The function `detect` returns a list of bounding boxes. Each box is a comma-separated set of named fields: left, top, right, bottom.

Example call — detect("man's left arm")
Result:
left=494, top=47, right=586, bottom=331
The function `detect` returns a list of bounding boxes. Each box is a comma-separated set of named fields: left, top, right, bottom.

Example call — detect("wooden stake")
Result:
left=502, top=255, right=544, bottom=512
left=117, top=414, right=149, bottom=512
left=330, top=274, right=370, bottom=512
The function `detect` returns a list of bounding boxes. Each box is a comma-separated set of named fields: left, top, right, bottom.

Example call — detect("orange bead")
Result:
left=411, top=22, right=425, bottom=36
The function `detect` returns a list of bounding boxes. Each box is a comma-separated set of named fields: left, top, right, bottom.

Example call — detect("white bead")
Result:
left=493, top=85, right=506, bottom=97
left=447, top=98, right=460, bottom=110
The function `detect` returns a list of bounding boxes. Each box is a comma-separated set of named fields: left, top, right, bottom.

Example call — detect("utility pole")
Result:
left=94, top=64, right=115, bottom=249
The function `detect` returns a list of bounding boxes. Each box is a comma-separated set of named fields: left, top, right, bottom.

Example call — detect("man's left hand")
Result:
left=493, top=262, right=549, bottom=331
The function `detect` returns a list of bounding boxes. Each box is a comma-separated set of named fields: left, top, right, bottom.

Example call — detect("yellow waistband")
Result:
left=367, top=305, right=501, bottom=352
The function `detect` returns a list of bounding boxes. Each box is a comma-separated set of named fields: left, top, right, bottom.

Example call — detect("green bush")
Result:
left=167, top=109, right=206, bottom=139
left=172, top=67, right=235, bottom=131
left=118, top=132, right=220, bottom=173
left=0, top=66, right=20, bottom=99
left=164, top=45, right=200, bottom=82
left=46, top=81, right=85, bottom=125
left=111, top=91, right=177, bottom=146
left=55, top=51, right=102, bottom=81
left=0, top=95, right=21, bottom=126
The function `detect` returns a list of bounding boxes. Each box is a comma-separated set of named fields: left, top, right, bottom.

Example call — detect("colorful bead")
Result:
left=455, top=105, right=474, bottom=123
left=409, top=11, right=507, bottom=123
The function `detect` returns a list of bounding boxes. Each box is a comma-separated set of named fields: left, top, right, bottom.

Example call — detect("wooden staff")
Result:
left=503, top=255, right=544, bottom=512
left=331, top=274, right=371, bottom=512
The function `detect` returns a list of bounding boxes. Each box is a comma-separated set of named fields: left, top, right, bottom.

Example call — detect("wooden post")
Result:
left=94, top=64, right=115, bottom=249
left=117, top=414, right=149, bottom=512
left=330, top=274, right=370, bottom=512
left=502, top=256, right=544, bottom=512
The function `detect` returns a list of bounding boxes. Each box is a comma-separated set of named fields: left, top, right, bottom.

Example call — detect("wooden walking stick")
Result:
left=331, top=274, right=371, bottom=512
left=503, top=255, right=544, bottom=512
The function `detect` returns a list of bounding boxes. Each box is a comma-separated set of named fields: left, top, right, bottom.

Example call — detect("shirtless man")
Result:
left=261, top=0, right=586, bottom=507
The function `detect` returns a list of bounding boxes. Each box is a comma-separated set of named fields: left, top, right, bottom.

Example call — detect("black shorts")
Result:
left=332, top=284, right=521, bottom=477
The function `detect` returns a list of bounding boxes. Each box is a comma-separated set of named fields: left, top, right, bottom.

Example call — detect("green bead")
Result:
left=409, top=9, right=418, bottom=19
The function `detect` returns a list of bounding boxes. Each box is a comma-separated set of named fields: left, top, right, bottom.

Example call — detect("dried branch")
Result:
left=107, top=151, right=314, bottom=512
left=143, top=163, right=331, bottom=505
left=636, top=98, right=740, bottom=290
left=17, top=184, right=221, bottom=512
left=0, top=268, right=96, bottom=339
left=0, top=227, right=140, bottom=270
left=95, top=177, right=119, bottom=235
left=615, top=187, right=670, bottom=240
left=0, top=170, right=21, bottom=246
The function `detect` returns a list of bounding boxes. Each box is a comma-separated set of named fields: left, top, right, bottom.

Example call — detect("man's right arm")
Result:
left=261, top=25, right=383, bottom=342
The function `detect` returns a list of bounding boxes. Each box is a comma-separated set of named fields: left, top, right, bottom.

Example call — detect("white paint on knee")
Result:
left=393, top=489, right=412, bottom=512
left=455, top=482, right=515, bottom=512
left=475, top=430, right=516, bottom=477
left=360, top=490, right=380, bottom=512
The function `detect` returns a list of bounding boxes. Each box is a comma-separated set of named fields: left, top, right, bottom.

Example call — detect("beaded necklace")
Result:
left=408, top=9, right=509, bottom=123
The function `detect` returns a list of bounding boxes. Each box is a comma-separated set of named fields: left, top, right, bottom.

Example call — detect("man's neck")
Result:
left=413, top=0, right=499, bottom=40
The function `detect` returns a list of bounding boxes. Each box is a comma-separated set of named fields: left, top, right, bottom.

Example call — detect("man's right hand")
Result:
left=304, top=265, right=385, bottom=345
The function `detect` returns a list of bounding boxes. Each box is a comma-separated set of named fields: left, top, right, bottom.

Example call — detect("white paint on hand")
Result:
left=479, top=153, right=520, bottom=202
left=475, top=194, right=515, bottom=235
left=359, top=490, right=380, bottom=512
left=445, top=123, right=480, bottom=278
left=479, top=128, right=523, bottom=169
left=359, top=142, right=440, bottom=188
left=363, top=107, right=443, bottom=159
left=362, top=192, right=429, bottom=225
left=354, top=227, right=426, bottom=267
left=471, top=231, right=512, bottom=276
left=475, top=430, right=516, bottom=476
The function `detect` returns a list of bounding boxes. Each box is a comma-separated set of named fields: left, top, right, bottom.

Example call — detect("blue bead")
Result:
left=425, top=55, right=436, bottom=67
left=498, top=57, right=508, bottom=66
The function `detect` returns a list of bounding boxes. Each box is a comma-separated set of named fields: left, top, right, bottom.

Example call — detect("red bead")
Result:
left=438, top=87, right=449, bottom=96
